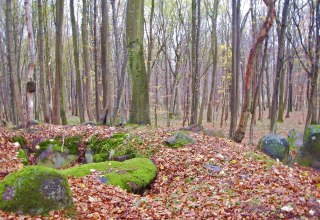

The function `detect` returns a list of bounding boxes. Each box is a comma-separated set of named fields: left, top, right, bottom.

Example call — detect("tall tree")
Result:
left=6, top=0, right=25, bottom=126
left=82, top=0, right=94, bottom=121
left=53, top=0, right=66, bottom=125
left=70, top=0, right=85, bottom=123
left=270, top=0, right=290, bottom=133
left=230, top=0, right=240, bottom=137
left=126, top=0, right=151, bottom=124
left=190, top=0, right=200, bottom=125
left=100, top=0, right=113, bottom=124
left=233, top=0, right=275, bottom=143
left=25, top=0, right=36, bottom=126
left=207, top=0, right=219, bottom=123
left=38, top=0, right=50, bottom=123
left=93, top=0, right=99, bottom=122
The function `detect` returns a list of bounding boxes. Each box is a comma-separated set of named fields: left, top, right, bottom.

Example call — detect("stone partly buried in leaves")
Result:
left=296, top=125, right=320, bottom=169
left=0, top=166, right=73, bottom=216
left=257, top=134, right=292, bottom=164
left=164, top=131, right=196, bottom=148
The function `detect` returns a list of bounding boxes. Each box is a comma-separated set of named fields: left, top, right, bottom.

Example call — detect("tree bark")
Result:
left=6, top=0, right=25, bottom=126
left=207, top=0, right=219, bottom=123
left=270, top=0, right=290, bottom=133
left=53, top=0, right=65, bottom=124
left=101, top=0, right=113, bottom=124
left=190, top=0, right=200, bottom=125
left=126, top=0, right=151, bottom=124
left=70, top=0, right=85, bottom=123
left=38, top=0, right=50, bottom=123
left=25, top=0, right=36, bottom=126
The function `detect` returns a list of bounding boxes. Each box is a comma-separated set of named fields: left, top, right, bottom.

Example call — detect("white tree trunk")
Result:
left=25, top=0, right=36, bottom=125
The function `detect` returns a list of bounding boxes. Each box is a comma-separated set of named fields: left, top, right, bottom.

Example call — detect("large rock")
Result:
left=0, top=166, right=73, bottom=216
left=36, top=136, right=80, bottom=168
left=296, top=125, right=320, bottom=168
left=61, top=158, right=157, bottom=193
left=164, top=131, right=196, bottom=148
left=88, top=133, right=140, bottom=163
left=257, top=134, right=291, bottom=163
left=288, top=128, right=303, bottom=149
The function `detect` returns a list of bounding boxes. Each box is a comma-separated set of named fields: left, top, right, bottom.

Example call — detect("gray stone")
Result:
left=257, top=134, right=291, bottom=163
left=164, top=132, right=196, bottom=148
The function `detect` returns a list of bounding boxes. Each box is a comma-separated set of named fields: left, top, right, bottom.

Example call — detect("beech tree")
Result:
left=126, top=0, right=151, bottom=124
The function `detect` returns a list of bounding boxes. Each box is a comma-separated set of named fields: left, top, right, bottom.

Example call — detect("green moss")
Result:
left=11, top=136, right=27, bottom=147
left=89, top=133, right=139, bottom=162
left=245, top=151, right=276, bottom=169
left=18, top=149, right=29, bottom=165
left=0, top=166, right=73, bottom=216
left=37, top=136, right=80, bottom=157
left=61, top=158, right=157, bottom=193
left=167, top=139, right=191, bottom=149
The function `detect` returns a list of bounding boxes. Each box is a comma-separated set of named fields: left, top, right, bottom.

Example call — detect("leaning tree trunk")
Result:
left=126, top=0, right=151, bottom=124
left=233, top=0, right=275, bottom=143
left=6, top=0, right=25, bottom=126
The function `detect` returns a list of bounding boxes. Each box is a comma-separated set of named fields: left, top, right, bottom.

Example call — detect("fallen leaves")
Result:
left=0, top=124, right=319, bottom=219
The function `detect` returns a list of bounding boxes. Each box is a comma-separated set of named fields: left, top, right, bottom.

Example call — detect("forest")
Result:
left=0, top=0, right=320, bottom=219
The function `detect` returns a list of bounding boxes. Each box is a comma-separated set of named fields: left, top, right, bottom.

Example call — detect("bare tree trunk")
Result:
left=6, top=0, right=25, bottom=126
left=147, top=0, right=155, bottom=81
left=100, top=0, right=113, bottom=124
left=190, top=0, right=200, bottom=125
left=38, top=0, right=50, bottom=123
left=233, top=0, right=275, bottom=143
left=82, top=0, right=94, bottom=122
left=230, top=0, right=240, bottom=137
left=93, top=0, right=99, bottom=122
left=126, top=0, right=151, bottom=124
left=207, top=1, right=219, bottom=122
left=25, top=0, right=36, bottom=126
left=70, top=0, right=85, bottom=123
left=270, top=0, right=290, bottom=133
left=53, top=0, right=65, bottom=124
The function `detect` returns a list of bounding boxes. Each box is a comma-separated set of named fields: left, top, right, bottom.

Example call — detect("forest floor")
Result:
left=0, top=110, right=319, bottom=219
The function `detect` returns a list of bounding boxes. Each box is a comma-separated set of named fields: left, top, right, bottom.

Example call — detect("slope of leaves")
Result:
left=0, top=125, right=319, bottom=219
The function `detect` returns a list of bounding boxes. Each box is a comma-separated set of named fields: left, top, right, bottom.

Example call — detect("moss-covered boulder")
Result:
left=61, top=158, right=157, bottom=193
left=88, top=133, right=140, bottom=163
left=0, top=166, right=73, bottom=216
left=36, top=136, right=80, bottom=168
left=296, top=125, right=320, bottom=168
left=257, top=134, right=292, bottom=164
left=164, top=131, right=196, bottom=148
